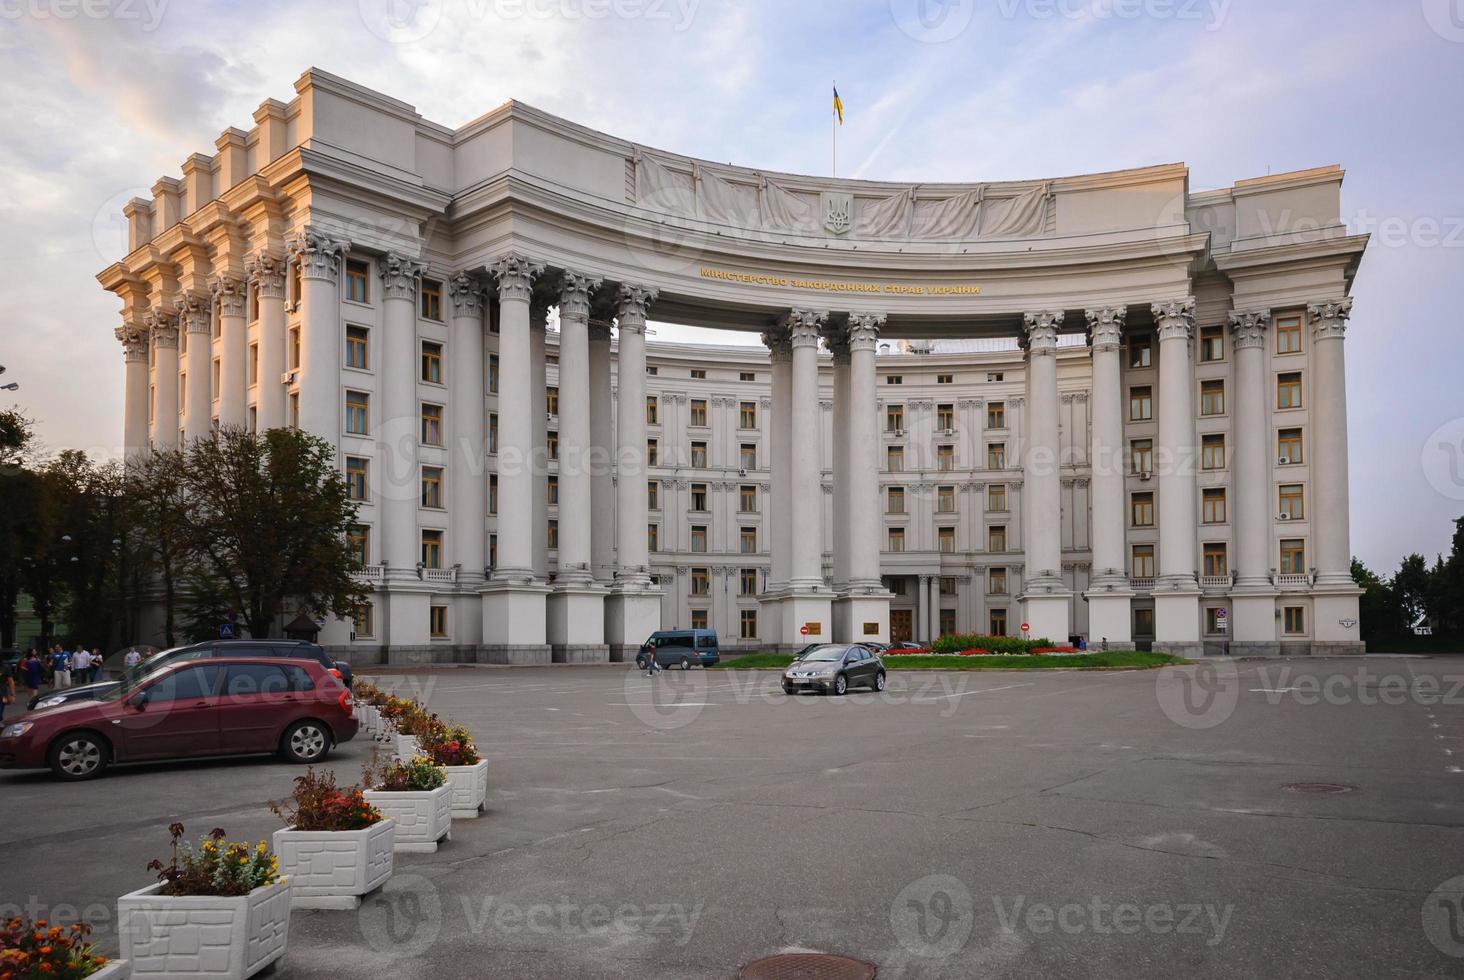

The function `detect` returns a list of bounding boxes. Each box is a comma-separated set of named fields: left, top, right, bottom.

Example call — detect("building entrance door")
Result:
left=890, top=609, right=913, bottom=643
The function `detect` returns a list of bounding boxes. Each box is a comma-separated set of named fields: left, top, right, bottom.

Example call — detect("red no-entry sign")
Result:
left=1020, top=622, right=1031, bottom=634
left=799, top=625, right=810, bottom=636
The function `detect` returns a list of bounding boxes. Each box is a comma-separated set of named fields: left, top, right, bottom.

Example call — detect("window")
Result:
left=353, top=603, right=374, bottom=639
left=421, top=404, right=443, bottom=446
left=1279, top=428, right=1303, bottom=465
left=645, top=397, right=658, bottom=424
left=1129, top=386, right=1153, bottom=421
left=421, top=466, right=444, bottom=509
left=691, top=483, right=708, bottom=511
left=1279, top=484, right=1304, bottom=520
left=690, top=609, right=708, bottom=630
left=1128, top=335, right=1152, bottom=368
left=887, top=445, right=904, bottom=472
left=940, top=576, right=958, bottom=596
left=887, top=578, right=907, bottom=596
left=542, top=386, right=558, bottom=417
left=345, top=260, right=369, bottom=303
left=421, top=341, right=443, bottom=383
left=348, top=524, right=370, bottom=564
left=429, top=605, right=448, bottom=638
left=1282, top=536, right=1305, bottom=574
left=248, top=343, right=259, bottom=387
left=937, top=403, right=955, bottom=429
left=547, top=475, right=558, bottom=506
left=1199, top=325, right=1224, bottom=362
left=690, top=568, right=710, bottom=596
left=988, top=567, right=1008, bottom=595
left=1284, top=606, right=1306, bottom=634
left=937, top=485, right=956, bottom=513
left=937, top=373, right=953, bottom=384
left=990, top=608, right=1008, bottom=636
left=489, top=354, right=499, bottom=394
left=937, top=445, right=955, bottom=471
left=647, top=523, right=659, bottom=551
left=1202, top=434, right=1226, bottom=470
left=1132, top=439, right=1153, bottom=475
left=1276, top=315, right=1303, bottom=354
left=1277, top=372, right=1303, bottom=409
left=421, top=530, right=443, bottom=569
left=488, top=413, right=498, bottom=454
left=1205, top=607, right=1227, bottom=634
left=987, top=402, right=1006, bottom=429
left=740, top=371, right=756, bottom=382
left=988, top=525, right=1007, bottom=552
left=740, top=527, right=757, bottom=554
left=987, top=443, right=1006, bottom=470
left=1200, top=379, right=1225, bottom=416
left=739, top=401, right=757, bottom=429
left=212, top=359, right=221, bottom=400
left=421, top=279, right=442, bottom=320
left=489, top=534, right=497, bottom=568
left=886, top=404, right=904, bottom=432
left=739, top=485, right=757, bottom=512
left=289, top=392, right=300, bottom=428
left=987, top=372, right=1005, bottom=383
left=344, top=326, right=369, bottom=369
left=690, top=399, right=707, bottom=426
left=888, top=527, right=906, bottom=552
left=740, top=444, right=757, bottom=470
left=647, top=439, right=658, bottom=465
left=1204, top=543, right=1228, bottom=577
left=1131, top=492, right=1154, bottom=527
left=690, top=368, right=706, bottom=379
left=691, top=441, right=707, bottom=468
left=740, top=568, right=758, bottom=596
left=547, top=431, right=558, bottom=461
left=987, top=484, right=1007, bottom=512
left=346, top=391, right=369, bottom=434
left=146, top=664, right=223, bottom=703
left=248, top=282, right=260, bottom=322
left=740, top=608, right=758, bottom=639
left=690, top=525, right=707, bottom=552
left=887, top=486, right=906, bottom=514
left=290, top=260, right=301, bottom=309
left=545, top=520, right=558, bottom=551
left=648, top=480, right=660, bottom=510
left=1203, top=487, right=1228, bottom=524
left=886, top=375, right=903, bottom=385
left=489, top=474, right=498, bottom=515
left=646, top=365, right=657, bottom=376
left=1132, top=544, right=1155, bottom=578
left=938, top=526, right=956, bottom=553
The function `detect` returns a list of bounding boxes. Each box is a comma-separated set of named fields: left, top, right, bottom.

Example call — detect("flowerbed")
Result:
left=1, top=916, right=116, bottom=979
left=930, top=634, right=1062, bottom=655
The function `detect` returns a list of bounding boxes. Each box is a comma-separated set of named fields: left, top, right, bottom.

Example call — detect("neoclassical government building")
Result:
left=99, top=69, right=1368, bottom=661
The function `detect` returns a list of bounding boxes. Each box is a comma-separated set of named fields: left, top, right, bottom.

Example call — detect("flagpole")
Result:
left=832, top=79, right=837, bottom=177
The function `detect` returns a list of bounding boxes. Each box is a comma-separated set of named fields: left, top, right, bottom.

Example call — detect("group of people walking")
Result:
left=1, top=644, right=128, bottom=721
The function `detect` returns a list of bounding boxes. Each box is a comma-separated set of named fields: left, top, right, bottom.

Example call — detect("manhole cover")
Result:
left=1284, top=782, right=1357, bottom=794
left=740, top=953, right=877, bottom=980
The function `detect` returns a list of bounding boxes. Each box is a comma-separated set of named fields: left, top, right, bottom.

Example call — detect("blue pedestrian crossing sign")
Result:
left=219, top=622, right=236, bottom=639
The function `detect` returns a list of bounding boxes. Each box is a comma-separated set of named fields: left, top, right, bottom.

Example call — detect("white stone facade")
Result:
left=100, top=68, right=1368, bottom=660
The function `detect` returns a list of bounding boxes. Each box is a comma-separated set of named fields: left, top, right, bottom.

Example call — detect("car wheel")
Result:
left=281, top=720, right=332, bottom=764
left=49, top=732, right=108, bottom=781
left=832, top=673, right=848, bottom=696
left=874, top=671, right=886, bottom=692
left=782, top=683, right=795, bottom=695
left=680, top=657, right=691, bottom=670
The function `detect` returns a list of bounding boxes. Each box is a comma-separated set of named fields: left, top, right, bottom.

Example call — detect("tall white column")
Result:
left=178, top=293, right=211, bottom=440
left=1152, top=297, right=1202, bottom=654
left=1019, top=311, right=1072, bottom=643
left=588, top=318, right=615, bottom=584
left=214, top=274, right=247, bottom=428
left=1083, top=307, right=1133, bottom=646
left=832, top=312, right=890, bottom=643
left=787, top=310, right=828, bottom=592
left=117, top=322, right=150, bottom=459
left=530, top=300, right=550, bottom=582
left=762, top=327, right=793, bottom=590
left=917, top=574, right=931, bottom=641
left=827, top=327, right=851, bottom=590
left=287, top=228, right=348, bottom=448
left=1227, top=308, right=1279, bottom=652
left=247, top=252, right=287, bottom=431
left=449, top=274, right=488, bottom=584
left=379, top=253, right=424, bottom=589
left=147, top=309, right=180, bottom=449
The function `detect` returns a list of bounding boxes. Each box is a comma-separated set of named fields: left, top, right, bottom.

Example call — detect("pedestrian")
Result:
left=21, top=650, right=42, bottom=705
left=123, top=646, right=142, bottom=680
left=71, top=647, right=92, bottom=686
left=645, top=646, right=661, bottom=678
left=90, top=647, right=104, bottom=682
left=0, top=668, right=14, bottom=723
left=51, top=645, right=71, bottom=689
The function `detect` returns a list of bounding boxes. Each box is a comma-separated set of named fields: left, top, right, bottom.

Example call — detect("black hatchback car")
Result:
left=28, top=639, right=352, bottom=711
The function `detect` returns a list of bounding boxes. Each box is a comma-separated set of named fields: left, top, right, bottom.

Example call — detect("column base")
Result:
left=1231, top=591, right=1279, bottom=645
left=1154, top=588, right=1201, bottom=657
left=1227, top=641, right=1282, bottom=658
left=1084, top=589, right=1134, bottom=647
left=1018, top=591, right=1072, bottom=645
left=385, top=590, right=431, bottom=648
left=761, top=588, right=835, bottom=647
left=547, top=584, right=607, bottom=662
left=479, top=644, right=552, bottom=665
left=605, top=587, right=664, bottom=662
left=481, top=580, right=550, bottom=653
left=833, top=590, right=892, bottom=644
left=1313, top=589, right=1363, bottom=647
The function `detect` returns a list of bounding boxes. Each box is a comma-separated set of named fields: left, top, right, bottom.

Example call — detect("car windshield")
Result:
left=798, top=646, right=846, bottom=662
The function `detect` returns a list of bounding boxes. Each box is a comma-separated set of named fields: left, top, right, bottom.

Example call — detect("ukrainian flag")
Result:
left=833, top=84, right=844, bottom=125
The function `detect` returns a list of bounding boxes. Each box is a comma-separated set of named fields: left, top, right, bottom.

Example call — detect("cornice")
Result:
left=1212, top=233, right=1369, bottom=273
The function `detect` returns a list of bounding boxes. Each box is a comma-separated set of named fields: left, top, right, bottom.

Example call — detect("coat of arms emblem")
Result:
left=822, top=192, right=853, bottom=235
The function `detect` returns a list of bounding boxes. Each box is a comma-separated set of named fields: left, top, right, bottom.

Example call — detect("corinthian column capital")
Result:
left=1151, top=297, right=1196, bottom=342
left=448, top=273, right=487, bottom=317
left=115, top=322, right=148, bottom=361
left=1307, top=297, right=1353, bottom=341
left=245, top=252, right=286, bottom=299
left=379, top=252, right=424, bottom=302
left=780, top=309, right=828, bottom=348
left=1227, top=307, right=1271, bottom=350
left=1022, top=310, right=1064, bottom=356
left=1084, top=306, right=1126, bottom=352
left=615, top=282, right=659, bottom=333
left=846, top=311, right=886, bottom=351
left=489, top=253, right=545, bottom=303
left=286, top=227, right=349, bottom=282
left=760, top=325, right=793, bottom=362
left=210, top=274, right=246, bottom=317
left=559, top=270, right=604, bottom=322
left=145, top=308, right=179, bottom=349
left=174, top=291, right=211, bottom=334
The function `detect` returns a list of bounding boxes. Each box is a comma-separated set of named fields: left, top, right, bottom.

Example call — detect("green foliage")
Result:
left=364, top=750, right=447, bottom=792
left=930, top=633, right=1055, bottom=655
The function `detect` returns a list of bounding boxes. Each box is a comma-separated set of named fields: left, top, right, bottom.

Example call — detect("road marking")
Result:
left=914, top=683, right=1032, bottom=701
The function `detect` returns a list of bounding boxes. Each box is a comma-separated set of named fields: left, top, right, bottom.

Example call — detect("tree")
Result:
left=1392, top=553, right=1432, bottom=631
left=179, top=427, right=367, bottom=638
left=0, top=409, right=36, bottom=647
left=1352, top=557, right=1405, bottom=643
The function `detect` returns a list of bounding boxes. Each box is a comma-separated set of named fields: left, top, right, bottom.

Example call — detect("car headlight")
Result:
left=1, top=722, right=34, bottom=738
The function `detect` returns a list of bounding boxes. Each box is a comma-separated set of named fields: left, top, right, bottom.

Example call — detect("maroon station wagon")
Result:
left=0, top=657, right=359, bottom=780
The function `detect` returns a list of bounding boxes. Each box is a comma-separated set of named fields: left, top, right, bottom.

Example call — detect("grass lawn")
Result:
left=713, top=651, right=1184, bottom=670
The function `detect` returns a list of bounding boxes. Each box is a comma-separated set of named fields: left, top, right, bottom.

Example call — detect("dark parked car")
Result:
left=635, top=629, right=721, bottom=669
left=28, top=639, right=352, bottom=711
left=1, top=657, right=358, bottom=780
left=782, top=644, right=886, bottom=696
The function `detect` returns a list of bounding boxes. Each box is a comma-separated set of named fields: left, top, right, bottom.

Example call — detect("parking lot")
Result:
left=4, top=657, right=1464, bottom=979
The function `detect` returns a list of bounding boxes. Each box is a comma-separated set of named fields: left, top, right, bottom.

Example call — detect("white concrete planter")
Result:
left=117, top=879, right=290, bottom=979
left=363, top=785, right=452, bottom=853
left=88, top=960, right=131, bottom=980
left=393, top=733, right=420, bottom=758
left=442, top=759, right=490, bottom=818
left=271, top=819, right=396, bottom=910
left=357, top=704, right=378, bottom=735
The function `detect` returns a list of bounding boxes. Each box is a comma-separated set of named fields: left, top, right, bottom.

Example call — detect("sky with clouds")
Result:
left=0, top=0, right=1460, bottom=572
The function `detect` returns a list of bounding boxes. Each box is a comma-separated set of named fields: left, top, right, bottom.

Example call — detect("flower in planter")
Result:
left=421, top=724, right=481, bottom=767
left=271, top=768, right=384, bottom=832
left=146, top=824, right=279, bottom=897
left=363, top=749, right=447, bottom=792
left=0, top=916, right=111, bottom=979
